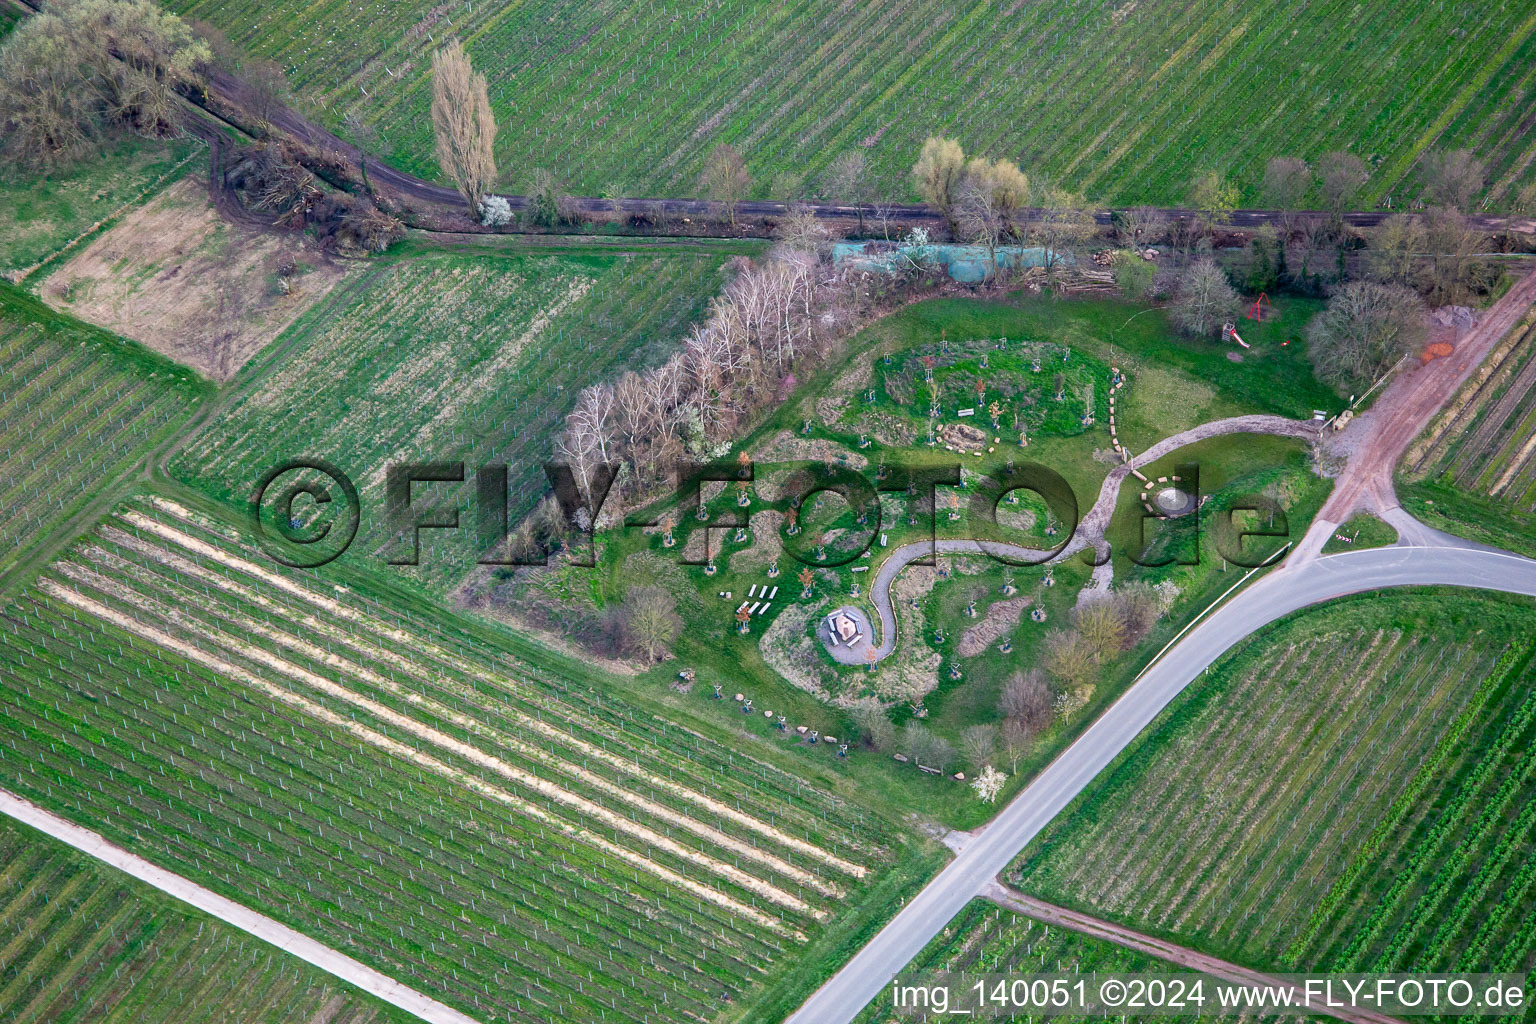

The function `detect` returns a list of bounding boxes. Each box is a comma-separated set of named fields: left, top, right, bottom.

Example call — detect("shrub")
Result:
left=478, top=194, right=512, bottom=226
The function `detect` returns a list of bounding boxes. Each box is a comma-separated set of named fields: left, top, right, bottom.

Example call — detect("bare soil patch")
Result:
left=41, top=177, right=347, bottom=380
left=957, top=596, right=1031, bottom=657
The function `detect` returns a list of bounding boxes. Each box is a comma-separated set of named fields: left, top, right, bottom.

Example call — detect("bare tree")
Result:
left=999, top=669, right=1052, bottom=732
left=1109, top=583, right=1163, bottom=645
left=850, top=699, right=895, bottom=751
left=1364, top=213, right=1426, bottom=289
left=1168, top=213, right=1208, bottom=257
left=954, top=158, right=1029, bottom=280
left=1263, top=156, right=1313, bottom=210
left=900, top=721, right=934, bottom=764
left=430, top=39, right=497, bottom=212
left=1423, top=206, right=1495, bottom=306
left=1043, top=629, right=1098, bottom=690
left=911, top=136, right=966, bottom=229
left=1172, top=258, right=1240, bottom=337
left=1317, top=150, right=1368, bottom=220
left=1031, top=185, right=1098, bottom=277
left=1000, top=718, right=1033, bottom=773
left=959, top=724, right=998, bottom=771
left=621, top=585, right=682, bottom=661
left=701, top=143, right=750, bottom=227
left=555, top=383, right=617, bottom=508
left=613, top=371, right=652, bottom=452
left=1285, top=215, right=1340, bottom=291
left=1263, top=156, right=1312, bottom=239
left=824, top=151, right=870, bottom=235
left=871, top=200, right=899, bottom=242
left=1113, top=206, right=1168, bottom=249
left=1306, top=281, right=1426, bottom=393
left=245, top=58, right=289, bottom=128
left=957, top=180, right=1004, bottom=282
left=776, top=204, right=832, bottom=258
left=1422, top=149, right=1486, bottom=212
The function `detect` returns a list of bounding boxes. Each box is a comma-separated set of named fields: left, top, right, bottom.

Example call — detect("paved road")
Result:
left=785, top=542, right=1536, bottom=1024
left=0, top=790, right=480, bottom=1024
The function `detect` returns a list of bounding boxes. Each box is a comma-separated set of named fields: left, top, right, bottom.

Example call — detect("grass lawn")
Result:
left=1322, top=513, right=1399, bottom=554
left=1012, top=590, right=1536, bottom=982
left=0, top=135, right=203, bottom=277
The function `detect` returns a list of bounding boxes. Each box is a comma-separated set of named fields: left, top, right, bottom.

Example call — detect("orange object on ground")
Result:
left=1422, top=341, right=1454, bottom=363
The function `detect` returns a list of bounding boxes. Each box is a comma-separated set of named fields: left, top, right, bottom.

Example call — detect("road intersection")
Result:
left=787, top=540, right=1536, bottom=1024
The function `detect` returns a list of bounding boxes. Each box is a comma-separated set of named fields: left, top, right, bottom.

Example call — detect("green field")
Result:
left=169, top=247, right=733, bottom=591
left=1013, top=593, right=1536, bottom=980
left=1400, top=312, right=1536, bottom=556
left=0, top=817, right=403, bottom=1024
left=0, top=285, right=207, bottom=585
left=0, top=137, right=202, bottom=278
left=164, top=0, right=1536, bottom=209
left=0, top=489, right=909, bottom=1023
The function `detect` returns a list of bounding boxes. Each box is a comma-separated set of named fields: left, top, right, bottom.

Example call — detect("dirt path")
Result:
left=984, top=882, right=1407, bottom=1024
left=0, top=788, right=481, bottom=1024
left=1293, top=267, right=1536, bottom=562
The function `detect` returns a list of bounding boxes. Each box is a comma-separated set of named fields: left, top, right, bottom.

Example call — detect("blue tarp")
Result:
left=832, top=241, right=1060, bottom=283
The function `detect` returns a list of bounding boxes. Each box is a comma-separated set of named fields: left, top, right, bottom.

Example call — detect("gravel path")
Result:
left=0, top=789, right=481, bottom=1024
left=861, top=414, right=1319, bottom=661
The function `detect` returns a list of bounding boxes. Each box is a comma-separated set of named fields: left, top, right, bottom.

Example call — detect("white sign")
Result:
left=958, top=408, right=975, bottom=417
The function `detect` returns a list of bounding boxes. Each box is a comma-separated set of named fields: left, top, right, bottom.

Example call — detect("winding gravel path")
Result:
left=860, top=414, right=1320, bottom=661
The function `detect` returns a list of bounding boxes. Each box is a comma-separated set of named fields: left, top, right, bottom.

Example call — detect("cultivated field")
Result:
left=1401, top=312, right=1536, bottom=554
left=170, top=249, right=728, bottom=589
left=1014, top=595, right=1536, bottom=977
left=0, top=288, right=206, bottom=583
left=0, top=818, right=402, bottom=1024
left=852, top=899, right=1162, bottom=1022
left=166, top=0, right=1536, bottom=208
left=0, top=492, right=898, bottom=1023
